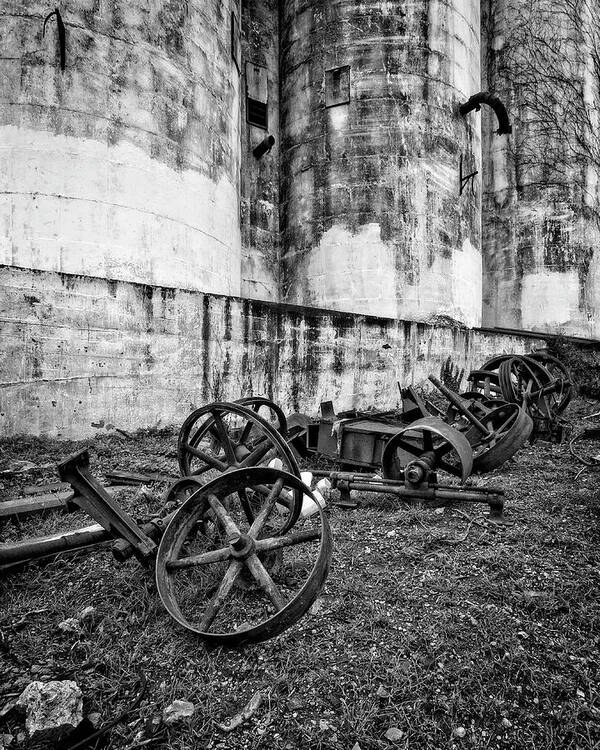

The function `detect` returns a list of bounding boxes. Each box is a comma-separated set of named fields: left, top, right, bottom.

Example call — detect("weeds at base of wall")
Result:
left=547, top=337, right=600, bottom=399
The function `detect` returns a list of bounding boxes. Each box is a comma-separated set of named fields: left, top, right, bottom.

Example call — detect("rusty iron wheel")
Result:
left=235, top=396, right=288, bottom=436
left=177, top=402, right=302, bottom=533
left=467, top=369, right=505, bottom=399
left=528, top=350, right=573, bottom=414
left=381, top=417, right=474, bottom=483
left=155, top=467, right=332, bottom=645
left=498, top=356, right=556, bottom=418
left=444, top=396, right=533, bottom=473
left=469, top=401, right=533, bottom=473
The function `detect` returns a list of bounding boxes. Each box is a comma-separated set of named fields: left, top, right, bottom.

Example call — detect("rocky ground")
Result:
left=1, top=399, right=600, bottom=749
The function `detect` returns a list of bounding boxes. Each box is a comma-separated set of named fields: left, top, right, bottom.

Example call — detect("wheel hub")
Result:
left=228, top=532, right=255, bottom=559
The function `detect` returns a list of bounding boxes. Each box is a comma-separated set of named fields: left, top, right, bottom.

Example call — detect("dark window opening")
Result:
left=325, top=66, right=351, bottom=107
left=247, top=98, right=268, bottom=129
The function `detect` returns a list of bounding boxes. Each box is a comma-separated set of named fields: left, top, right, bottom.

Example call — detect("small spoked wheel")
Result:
left=178, top=401, right=294, bottom=478
left=178, top=402, right=303, bottom=531
left=235, top=397, right=288, bottom=436
left=381, top=417, right=474, bottom=483
left=156, top=468, right=332, bottom=645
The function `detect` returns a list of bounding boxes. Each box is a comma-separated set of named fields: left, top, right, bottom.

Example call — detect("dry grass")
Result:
left=1, top=404, right=600, bottom=749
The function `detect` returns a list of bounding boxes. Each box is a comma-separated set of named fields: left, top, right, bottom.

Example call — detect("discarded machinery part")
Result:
left=528, top=350, right=574, bottom=414
left=178, top=400, right=292, bottom=475
left=467, top=369, right=505, bottom=399
left=286, top=413, right=318, bottom=458
left=498, top=356, right=557, bottom=419
left=43, top=8, right=66, bottom=71
left=0, top=524, right=110, bottom=570
left=569, top=428, right=600, bottom=467
left=468, top=401, right=533, bottom=473
left=155, top=467, right=332, bottom=645
left=0, top=490, right=76, bottom=519
left=323, top=471, right=505, bottom=521
left=58, top=450, right=157, bottom=563
left=428, top=376, right=492, bottom=437
left=177, top=402, right=302, bottom=531
left=235, top=396, right=288, bottom=436
left=253, top=134, right=275, bottom=159
left=381, top=417, right=474, bottom=483
left=459, top=91, right=512, bottom=135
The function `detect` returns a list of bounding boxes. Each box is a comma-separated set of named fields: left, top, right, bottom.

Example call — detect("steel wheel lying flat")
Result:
left=381, top=417, right=474, bottom=483
left=156, top=468, right=332, bottom=645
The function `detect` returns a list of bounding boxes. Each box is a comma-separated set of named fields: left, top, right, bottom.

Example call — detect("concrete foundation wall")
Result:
left=0, top=0, right=242, bottom=296
left=0, top=265, right=545, bottom=439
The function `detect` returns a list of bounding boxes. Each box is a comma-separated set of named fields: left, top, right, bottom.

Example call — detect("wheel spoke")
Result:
left=437, top=459, right=461, bottom=476
left=238, top=419, right=256, bottom=447
left=392, top=437, right=425, bottom=458
left=239, top=441, right=273, bottom=468
left=245, top=554, right=286, bottom=611
left=211, top=412, right=238, bottom=466
left=238, top=488, right=255, bottom=525
left=423, top=431, right=434, bottom=452
left=199, top=560, right=244, bottom=631
left=183, top=444, right=228, bottom=471
left=167, top=546, right=231, bottom=570
left=208, top=494, right=243, bottom=539
left=255, top=528, right=321, bottom=552
left=248, top=478, right=285, bottom=538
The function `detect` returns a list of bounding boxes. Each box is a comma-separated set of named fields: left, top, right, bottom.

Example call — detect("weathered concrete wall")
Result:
left=280, top=0, right=482, bottom=326
left=0, top=1, right=242, bottom=296
left=481, top=0, right=600, bottom=337
left=240, top=0, right=280, bottom=302
left=0, top=265, right=545, bottom=439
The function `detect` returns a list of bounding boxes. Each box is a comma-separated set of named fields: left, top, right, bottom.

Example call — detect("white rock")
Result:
left=453, top=726, right=467, bottom=738
left=384, top=726, right=404, bottom=741
left=57, top=618, right=80, bottom=633
left=17, top=680, right=83, bottom=739
left=162, top=699, right=195, bottom=725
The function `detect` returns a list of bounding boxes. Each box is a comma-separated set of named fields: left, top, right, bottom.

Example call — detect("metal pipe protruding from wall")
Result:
left=253, top=135, right=275, bottom=159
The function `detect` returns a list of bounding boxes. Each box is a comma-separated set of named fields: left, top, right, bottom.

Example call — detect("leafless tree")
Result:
left=483, top=0, right=600, bottom=213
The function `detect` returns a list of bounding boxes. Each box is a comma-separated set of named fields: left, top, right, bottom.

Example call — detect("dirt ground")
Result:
left=1, top=399, right=600, bottom=749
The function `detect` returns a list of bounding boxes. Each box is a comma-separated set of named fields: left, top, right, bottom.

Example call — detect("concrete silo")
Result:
left=0, top=0, right=242, bottom=295
left=280, top=0, right=482, bottom=326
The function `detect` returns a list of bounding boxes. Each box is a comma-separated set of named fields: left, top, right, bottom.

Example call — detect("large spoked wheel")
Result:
left=156, top=468, right=332, bottom=645
left=498, top=356, right=554, bottom=419
left=381, top=417, right=474, bottom=483
left=528, top=350, right=573, bottom=414
left=467, top=369, right=505, bottom=399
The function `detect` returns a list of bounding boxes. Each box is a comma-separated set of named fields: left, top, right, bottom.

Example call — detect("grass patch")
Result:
left=1, top=404, right=600, bottom=749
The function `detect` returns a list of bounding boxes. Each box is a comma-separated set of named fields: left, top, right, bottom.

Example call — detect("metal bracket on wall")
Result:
left=459, top=91, right=512, bottom=135
left=43, top=8, right=66, bottom=71
left=459, top=154, right=478, bottom=196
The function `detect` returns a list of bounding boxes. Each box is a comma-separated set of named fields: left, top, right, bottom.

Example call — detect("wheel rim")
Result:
left=156, top=467, right=332, bottom=645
